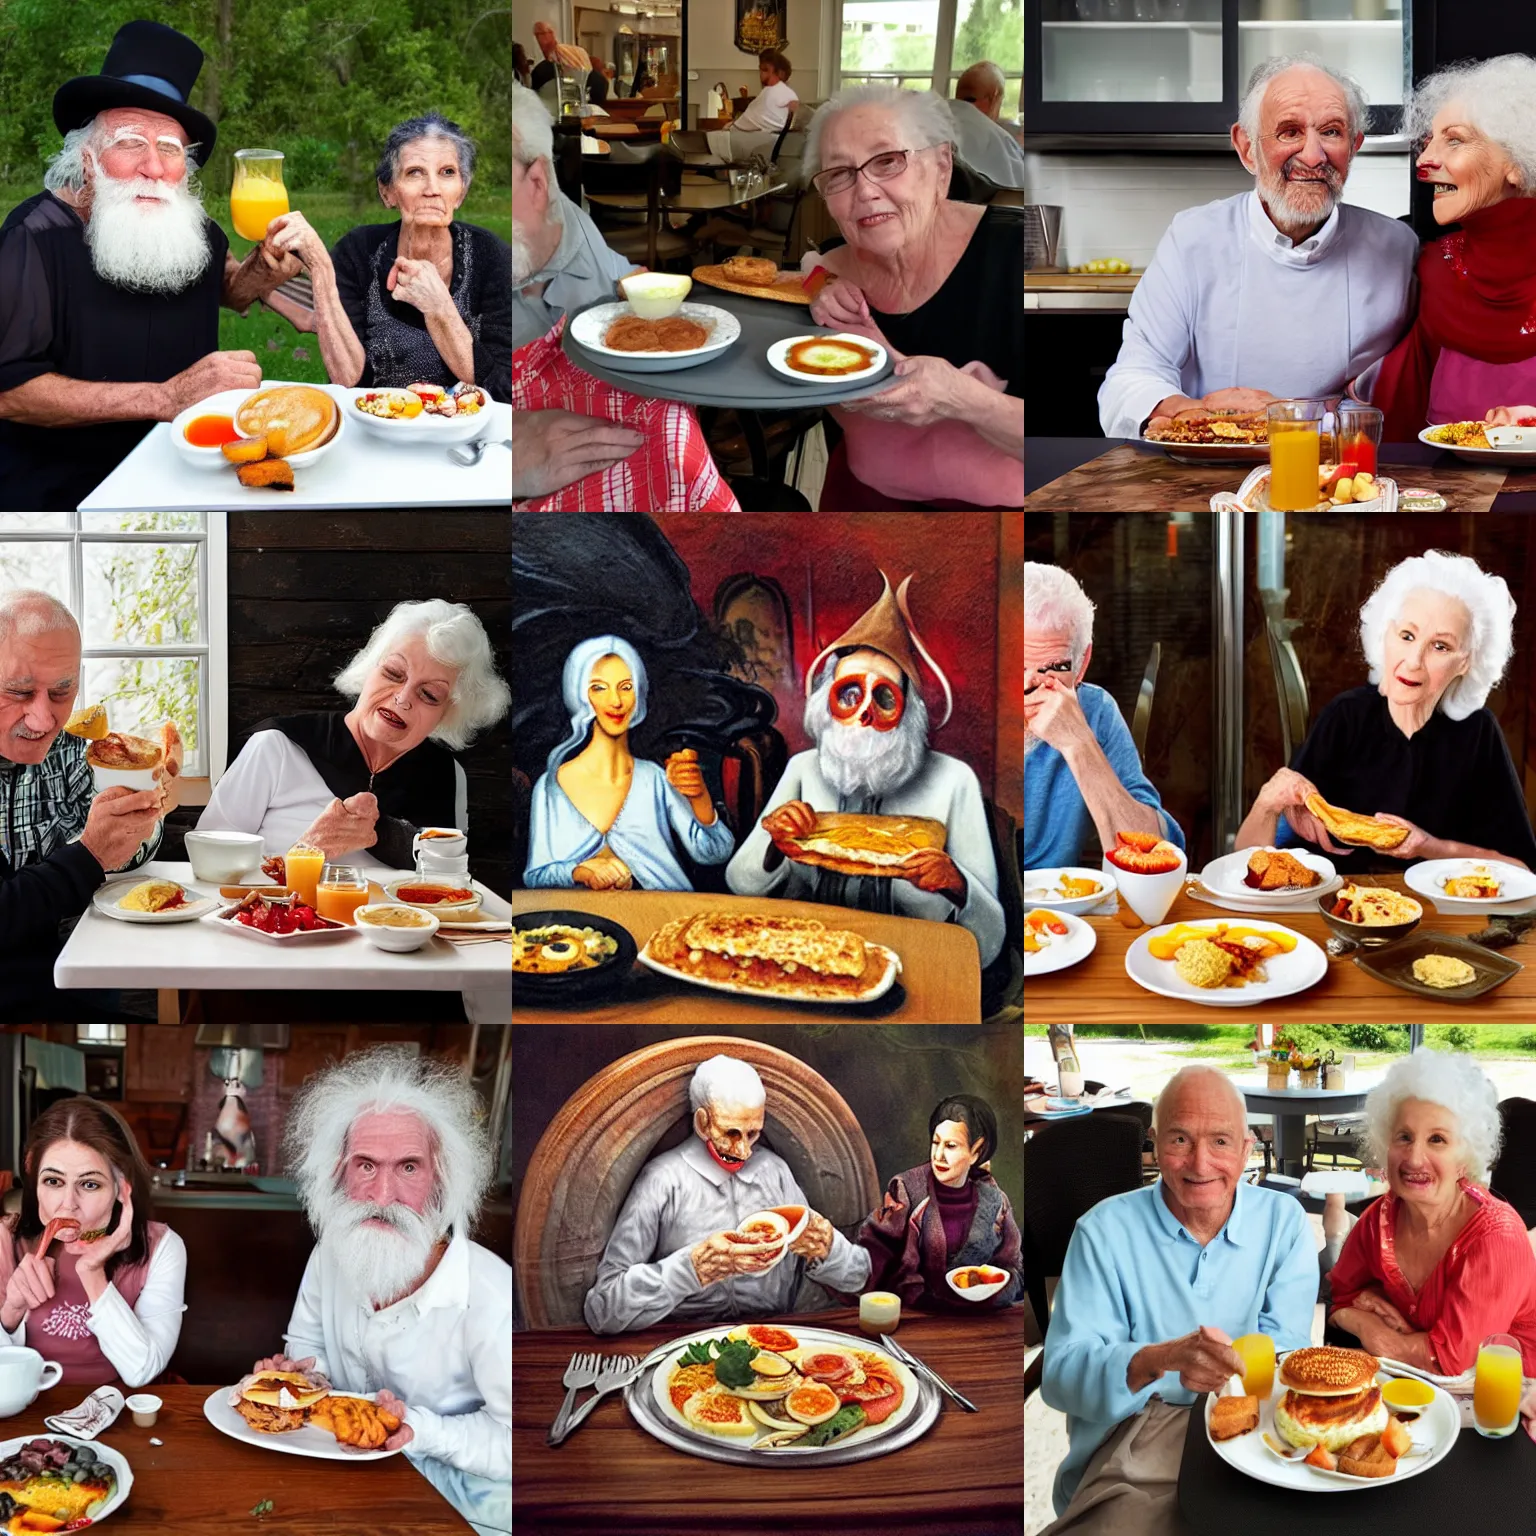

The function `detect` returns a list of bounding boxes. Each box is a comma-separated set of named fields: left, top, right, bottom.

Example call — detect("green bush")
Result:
left=1444, top=1025, right=1477, bottom=1051
left=280, top=136, right=345, bottom=194
left=1521, top=1032, right=1536, bottom=1052
left=1341, top=1024, right=1409, bottom=1052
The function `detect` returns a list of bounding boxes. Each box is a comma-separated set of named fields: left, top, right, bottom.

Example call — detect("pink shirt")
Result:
left=1426, top=347, right=1536, bottom=428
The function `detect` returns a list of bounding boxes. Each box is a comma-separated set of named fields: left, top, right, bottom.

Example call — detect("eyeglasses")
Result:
left=830, top=673, right=906, bottom=731
left=811, top=147, right=921, bottom=198
left=1024, top=660, right=1075, bottom=691
left=99, top=132, right=194, bottom=165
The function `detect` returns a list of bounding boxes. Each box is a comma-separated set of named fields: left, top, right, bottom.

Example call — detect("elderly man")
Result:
left=956, top=62, right=1021, bottom=134
left=1041, top=1068, right=1318, bottom=1535
left=0, top=21, right=302, bottom=510
left=585, top=1055, right=870, bottom=1335
left=727, top=571, right=1005, bottom=968
left=1, top=590, right=169, bottom=1021
left=252, top=1049, right=509, bottom=1536
left=1025, top=562, right=1183, bottom=870
left=1098, top=54, right=1418, bottom=441
left=952, top=62, right=1026, bottom=186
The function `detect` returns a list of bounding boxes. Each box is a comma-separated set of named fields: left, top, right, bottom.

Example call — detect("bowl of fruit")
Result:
left=1103, top=830, right=1187, bottom=926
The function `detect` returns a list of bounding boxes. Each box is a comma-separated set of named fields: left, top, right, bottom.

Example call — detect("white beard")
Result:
left=316, top=1196, right=443, bottom=1307
left=804, top=674, right=930, bottom=800
left=512, top=202, right=562, bottom=288
left=84, top=170, right=211, bottom=294
left=1258, top=157, right=1342, bottom=234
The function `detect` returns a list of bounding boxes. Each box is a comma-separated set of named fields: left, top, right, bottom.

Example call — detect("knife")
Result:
left=879, top=1333, right=978, bottom=1412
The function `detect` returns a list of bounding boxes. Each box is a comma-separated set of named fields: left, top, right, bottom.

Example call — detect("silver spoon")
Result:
left=448, top=436, right=511, bottom=467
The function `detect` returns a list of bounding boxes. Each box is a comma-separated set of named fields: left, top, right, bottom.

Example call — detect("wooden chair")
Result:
left=1131, top=641, right=1161, bottom=760
left=1266, top=617, right=1310, bottom=765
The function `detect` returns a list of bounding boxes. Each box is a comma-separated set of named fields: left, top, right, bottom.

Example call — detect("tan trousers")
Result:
left=1039, top=1400, right=1193, bottom=1536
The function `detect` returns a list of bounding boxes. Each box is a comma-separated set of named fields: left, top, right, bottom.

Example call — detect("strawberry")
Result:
left=1115, top=831, right=1161, bottom=853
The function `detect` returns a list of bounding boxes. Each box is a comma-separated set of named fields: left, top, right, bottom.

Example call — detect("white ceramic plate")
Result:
left=1419, top=424, right=1536, bottom=467
left=92, top=878, right=219, bottom=924
left=944, top=1264, right=1010, bottom=1302
left=0, top=1433, right=132, bottom=1523
left=569, top=302, right=739, bottom=372
left=734, top=1203, right=810, bottom=1272
left=1024, top=909, right=1096, bottom=978
left=1200, top=847, right=1339, bottom=904
left=1138, top=436, right=1268, bottom=464
left=766, top=333, right=886, bottom=386
left=1022, top=866, right=1116, bottom=915
left=1204, top=1361, right=1457, bottom=1492
left=1404, top=858, right=1536, bottom=906
left=382, top=876, right=482, bottom=920
left=204, top=903, right=355, bottom=943
left=637, top=937, right=901, bottom=1006
left=345, top=386, right=492, bottom=444
left=1125, top=921, right=1327, bottom=1007
left=202, top=1387, right=402, bottom=1461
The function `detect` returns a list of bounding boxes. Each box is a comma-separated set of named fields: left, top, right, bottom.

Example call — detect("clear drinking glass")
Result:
left=1266, top=399, right=1326, bottom=511
left=1474, top=1333, right=1523, bottom=1438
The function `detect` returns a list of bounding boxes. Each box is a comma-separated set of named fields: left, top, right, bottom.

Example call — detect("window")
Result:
left=0, top=512, right=228, bottom=787
left=838, top=0, right=1023, bottom=121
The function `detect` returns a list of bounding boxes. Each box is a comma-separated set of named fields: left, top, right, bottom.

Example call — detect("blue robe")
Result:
left=523, top=758, right=735, bottom=890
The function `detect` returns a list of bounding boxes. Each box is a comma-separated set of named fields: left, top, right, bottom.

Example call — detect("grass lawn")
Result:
left=2, top=185, right=509, bottom=387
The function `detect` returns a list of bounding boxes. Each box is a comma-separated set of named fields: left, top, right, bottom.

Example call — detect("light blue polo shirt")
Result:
left=513, top=189, right=639, bottom=349
left=1039, top=1179, right=1317, bottom=1515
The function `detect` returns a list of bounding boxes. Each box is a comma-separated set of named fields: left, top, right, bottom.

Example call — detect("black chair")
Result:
left=1101, top=1101, right=1156, bottom=1184
left=1491, top=1097, right=1536, bottom=1229
left=1023, top=1112, right=1144, bottom=1348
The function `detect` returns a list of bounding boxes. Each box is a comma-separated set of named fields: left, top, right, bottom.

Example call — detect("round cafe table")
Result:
left=1237, top=1072, right=1381, bottom=1177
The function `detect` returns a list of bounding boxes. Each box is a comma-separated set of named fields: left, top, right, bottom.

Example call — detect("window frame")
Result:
left=0, top=513, right=228, bottom=798
left=833, top=0, right=1023, bottom=113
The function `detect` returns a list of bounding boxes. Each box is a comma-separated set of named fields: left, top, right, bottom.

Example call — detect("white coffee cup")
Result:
left=0, top=1347, right=62, bottom=1417
left=414, top=827, right=468, bottom=875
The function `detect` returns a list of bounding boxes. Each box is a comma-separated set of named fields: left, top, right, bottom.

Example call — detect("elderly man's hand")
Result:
left=161, top=351, right=263, bottom=417
left=1160, top=1326, right=1245, bottom=1394
left=514, top=409, right=646, bottom=499
left=373, top=1389, right=415, bottom=1451
left=789, top=1211, right=834, bottom=1262
left=901, top=847, right=966, bottom=904
left=690, top=1231, right=782, bottom=1286
left=1022, top=673, right=1093, bottom=757
left=79, top=787, right=162, bottom=873
left=1201, top=387, right=1277, bottom=414
left=761, top=799, right=818, bottom=850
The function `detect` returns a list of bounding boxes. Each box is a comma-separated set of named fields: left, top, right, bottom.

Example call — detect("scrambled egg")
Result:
left=1412, top=954, right=1477, bottom=989
left=1174, top=938, right=1235, bottom=989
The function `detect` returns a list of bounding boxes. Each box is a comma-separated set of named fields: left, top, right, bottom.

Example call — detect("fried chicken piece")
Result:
left=654, top=317, right=709, bottom=351
left=221, top=435, right=270, bottom=464
left=604, top=316, right=662, bottom=351
left=236, top=457, right=295, bottom=490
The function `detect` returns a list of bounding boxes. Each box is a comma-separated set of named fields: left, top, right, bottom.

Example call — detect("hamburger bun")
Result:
left=236, top=1369, right=331, bottom=1432
left=1278, top=1346, right=1380, bottom=1396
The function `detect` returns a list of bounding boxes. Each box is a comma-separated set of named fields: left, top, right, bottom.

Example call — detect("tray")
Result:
left=1352, top=931, right=1523, bottom=1002
left=690, top=263, right=811, bottom=305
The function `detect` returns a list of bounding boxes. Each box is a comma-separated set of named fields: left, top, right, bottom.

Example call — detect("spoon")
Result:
left=448, top=436, right=511, bottom=467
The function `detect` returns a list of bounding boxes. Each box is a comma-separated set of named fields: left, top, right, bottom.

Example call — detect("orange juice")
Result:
left=1232, top=1333, right=1275, bottom=1399
left=285, top=844, right=324, bottom=909
left=1474, top=1338, right=1523, bottom=1436
left=230, top=182, right=289, bottom=241
left=1268, top=422, right=1321, bottom=510
left=316, top=882, right=370, bottom=925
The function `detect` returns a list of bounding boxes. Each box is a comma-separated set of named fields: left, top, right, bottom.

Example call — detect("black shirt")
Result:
left=330, top=221, right=512, bottom=402
left=1288, top=684, right=1536, bottom=872
left=253, top=712, right=459, bottom=870
left=0, top=191, right=229, bottom=511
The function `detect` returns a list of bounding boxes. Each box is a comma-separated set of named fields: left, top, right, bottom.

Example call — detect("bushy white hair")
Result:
left=1025, top=562, right=1095, bottom=666
left=333, top=599, right=509, bottom=751
left=44, top=122, right=99, bottom=196
left=1151, top=1065, right=1250, bottom=1140
left=1358, top=550, right=1514, bottom=719
left=1407, top=54, right=1536, bottom=193
left=284, top=1046, right=494, bottom=1240
left=803, top=85, right=957, bottom=185
left=0, top=589, right=79, bottom=645
left=1363, top=1048, right=1502, bottom=1185
left=1237, top=53, right=1368, bottom=147
left=804, top=668, right=930, bottom=799
left=689, top=1055, right=766, bottom=1115
left=512, top=81, right=555, bottom=173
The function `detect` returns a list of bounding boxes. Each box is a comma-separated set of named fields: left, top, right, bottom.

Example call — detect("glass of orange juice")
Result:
left=1474, top=1333, right=1523, bottom=1438
left=1266, top=399, right=1326, bottom=511
left=317, top=865, right=370, bottom=925
left=1231, top=1332, right=1275, bottom=1399
left=285, top=842, right=325, bottom=909
left=231, top=149, right=290, bottom=242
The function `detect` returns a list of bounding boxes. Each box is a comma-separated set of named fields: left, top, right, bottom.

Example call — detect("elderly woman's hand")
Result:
left=264, top=212, right=330, bottom=272
left=387, top=256, right=455, bottom=319
left=1353, top=1287, right=1412, bottom=1333
left=299, top=793, right=380, bottom=859
left=1484, top=405, right=1536, bottom=427
left=843, top=355, right=967, bottom=428
left=1253, top=768, right=1348, bottom=854
left=1371, top=813, right=1440, bottom=861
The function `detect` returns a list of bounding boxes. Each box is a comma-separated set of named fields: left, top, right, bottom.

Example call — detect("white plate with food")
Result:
left=205, top=896, right=354, bottom=943
left=569, top=301, right=739, bottom=372
left=628, top=1323, right=933, bottom=1466
left=381, top=877, right=483, bottom=920
left=92, top=877, right=219, bottom=924
left=945, top=1264, right=1011, bottom=1302
left=766, top=333, right=887, bottom=386
left=1205, top=1346, right=1457, bottom=1493
left=203, top=1378, right=403, bottom=1461
left=1138, top=414, right=1270, bottom=464
left=1420, top=422, right=1536, bottom=466
left=1404, top=858, right=1536, bottom=907
left=1126, top=920, right=1327, bottom=1006
left=1024, top=908, right=1096, bottom=977
left=0, top=1433, right=132, bottom=1527
left=1199, top=847, right=1340, bottom=905
left=1021, top=866, right=1115, bottom=915
left=346, top=381, right=491, bottom=444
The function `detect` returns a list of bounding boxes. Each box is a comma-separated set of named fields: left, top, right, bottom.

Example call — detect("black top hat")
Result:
left=53, top=21, right=217, bottom=166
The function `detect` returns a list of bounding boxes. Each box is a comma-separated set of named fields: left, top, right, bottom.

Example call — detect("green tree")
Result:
left=955, top=0, right=1023, bottom=74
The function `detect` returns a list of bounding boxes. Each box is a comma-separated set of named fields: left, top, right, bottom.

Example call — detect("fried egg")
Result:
left=681, top=1386, right=758, bottom=1437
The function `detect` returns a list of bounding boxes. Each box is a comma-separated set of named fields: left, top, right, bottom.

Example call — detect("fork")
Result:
left=549, top=1354, right=643, bottom=1446
left=548, top=1352, right=602, bottom=1444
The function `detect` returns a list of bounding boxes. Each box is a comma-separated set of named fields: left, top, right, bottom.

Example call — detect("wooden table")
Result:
left=512, top=1306, right=1022, bottom=1535
left=1025, top=874, right=1536, bottom=1023
left=6, top=1384, right=469, bottom=1533
left=512, top=890, right=980, bottom=1022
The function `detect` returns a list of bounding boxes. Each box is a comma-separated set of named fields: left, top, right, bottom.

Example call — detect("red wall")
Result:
left=655, top=514, right=1003, bottom=800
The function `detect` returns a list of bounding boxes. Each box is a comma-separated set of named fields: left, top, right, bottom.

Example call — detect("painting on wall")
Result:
left=735, top=0, right=787, bottom=55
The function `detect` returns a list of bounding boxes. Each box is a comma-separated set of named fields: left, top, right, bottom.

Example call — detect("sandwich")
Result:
left=1209, top=1393, right=1259, bottom=1441
left=232, top=1368, right=331, bottom=1434
left=777, top=812, right=947, bottom=878
left=87, top=732, right=162, bottom=771
left=1244, top=848, right=1319, bottom=891
left=1304, top=793, right=1410, bottom=850
left=234, top=385, right=338, bottom=457
left=645, top=912, right=896, bottom=1001
left=1272, top=1347, right=1386, bottom=1453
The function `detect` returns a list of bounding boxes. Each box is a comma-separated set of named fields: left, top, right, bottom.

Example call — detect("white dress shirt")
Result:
left=735, top=79, right=797, bottom=134
left=1098, top=190, right=1419, bottom=439
left=584, top=1137, right=872, bottom=1336
left=283, top=1227, right=510, bottom=1535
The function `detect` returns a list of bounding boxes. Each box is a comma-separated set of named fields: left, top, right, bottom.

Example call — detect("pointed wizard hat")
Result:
left=805, top=571, right=954, bottom=728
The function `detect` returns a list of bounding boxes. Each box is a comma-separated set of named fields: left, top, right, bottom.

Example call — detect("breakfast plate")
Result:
left=568, top=302, right=739, bottom=372
left=1404, top=857, right=1536, bottom=909
left=636, top=937, right=902, bottom=1006
left=0, top=1433, right=132, bottom=1526
left=204, top=901, right=354, bottom=943
left=1022, top=866, right=1116, bottom=915
left=1137, top=435, right=1269, bottom=465
left=1024, top=908, right=1096, bottom=978
left=92, top=878, right=219, bottom=924
left=1198, top=848, right=1339, bottom=906
left=766, top=333, right=887, bottom=386
left=626, top=1323, right=938, bottom=1466
left=1125, top=920, right=1327, bottom=1007
left=1419, top=424, right=1536, bottom=467
left=203, top=1387, right=402, bottom=1461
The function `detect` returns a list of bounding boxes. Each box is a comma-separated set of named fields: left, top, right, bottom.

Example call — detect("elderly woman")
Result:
left=801, top=86, right=1023, bottom=510
left=1371, top=56, right=1536, bottom=438
left=265, top=114, right=511, bottom=401
left=1328, top=1050, right=1536, bottom=1374
left=523, top=635, right=735, bottom=889
left=1235, top=550, right=1536, bottom=871
left=199, top=599, right=509, bottom=869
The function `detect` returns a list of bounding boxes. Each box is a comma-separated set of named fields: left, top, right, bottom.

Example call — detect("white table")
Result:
left=1238, top=1072, right=1382, bottom=1177
left=78, top=384, right=511, bottom=509
left=54, top=861, right=510, bottom=1017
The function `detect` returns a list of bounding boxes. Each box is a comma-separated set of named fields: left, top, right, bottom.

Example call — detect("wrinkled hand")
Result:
left=386, top=256, right=454, bottom=317
left=1484, top=404, right=1536, bottom=427
left=1022, top=673, right=1092, bottom=756
left=1372, top=813, right=1435, bottom=860
left=842, top=356, right=961, bottom=428
left=79, top=786, right=163, bottom=873
left=1160, top=1325, right=1245, bottom=1394
left=1349, top=1313, right=1412, bottom=1360
left=789, top=1211, right=833, bottom=1262
left=74, top=1178, right=133, bottom=1278
left=808, top=276, right=890, bottom=349
left=263, top=211, right=329, bottom=272
left=373, top=1388, right=415, bottom=1451
left=253, top=1353, right=316, bottom=1375
left=514, top=409, right=645, bottom=500
left=572, top=848, right=633, bottom=890
left=1353, top=1287, right=1412, bottom=1333
left=761, top=799, right=817, bottom=849
left=301, top=793, right=380, bottom=860
left=665, top=748, right=707, bottom=801
left=1201, top=387, right=1277, bottom=414
left=1254, top=768, right=1347, bottom=854
left=902, top=847, right=966, bottom=904
left=690, top=1231, right=783, bottom=1286
left=162, top=351, right=262, bottom=417
left=1521, top=1382, right=1536, bottom=1442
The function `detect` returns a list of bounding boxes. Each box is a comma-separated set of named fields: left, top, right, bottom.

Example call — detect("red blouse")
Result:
left=1329, top=1178, right=1536, bottom=1375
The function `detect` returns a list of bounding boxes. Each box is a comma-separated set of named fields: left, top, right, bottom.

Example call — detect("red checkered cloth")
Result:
left=512, top=322, right=741, bottom=511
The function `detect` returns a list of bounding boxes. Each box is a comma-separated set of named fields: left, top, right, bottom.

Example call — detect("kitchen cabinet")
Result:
left=124, top=1023, right=197, bottom=1101
left=277, top=1025, right=438, bottom=1090
left=1027, top=0, right=1410, bottom=137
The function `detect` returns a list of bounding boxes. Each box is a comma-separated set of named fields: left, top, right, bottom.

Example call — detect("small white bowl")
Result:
left=184, top=830, right=264, bottom=883
left=945, top=1264, right=1010, bottom=1302
left=355, top=903, right=440, bottom=952
left=1102, top=846, right=1188, bottom=927
left=125, top=1392, right=162, bottom=1427
left=169, top=394, right=244, bottom=470
left=346, top=388, right=490, bottom=444
left=618, top=271, right=692, bottom=319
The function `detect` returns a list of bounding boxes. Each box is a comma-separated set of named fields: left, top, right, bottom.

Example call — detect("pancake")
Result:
left=234, top=386, right=338, bottom=456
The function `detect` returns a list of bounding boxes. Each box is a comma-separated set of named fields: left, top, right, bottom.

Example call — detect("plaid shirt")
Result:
left=0, top=732, right=160, bottom=874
